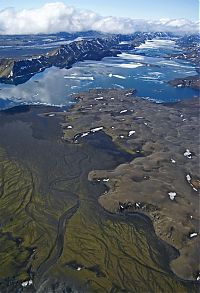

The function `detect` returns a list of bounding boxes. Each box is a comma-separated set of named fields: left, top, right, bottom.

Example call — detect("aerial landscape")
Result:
left=0, top=0, right=199, bottom=292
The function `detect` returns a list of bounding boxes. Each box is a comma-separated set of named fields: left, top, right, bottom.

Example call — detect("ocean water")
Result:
left=0, top=38, right=198, bottom=110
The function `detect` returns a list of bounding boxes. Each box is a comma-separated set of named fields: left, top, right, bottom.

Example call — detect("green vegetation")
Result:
left=0, top=132, right=198, bottom=292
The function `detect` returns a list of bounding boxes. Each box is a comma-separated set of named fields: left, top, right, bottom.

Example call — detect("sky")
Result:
left=0, top=1, right=199, bottom=35
left=0, top=0, right=199, bottom=21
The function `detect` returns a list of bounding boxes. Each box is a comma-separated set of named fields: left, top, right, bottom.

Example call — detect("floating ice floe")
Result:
left=135, top=39, right=175, bottom=50
left=184, top=149, right=192, bottom=159
left=120, top=109, right=128, bottom=114
left=116, top=63, right=143, bottom=69
left=128, top=130, right=136, bottom=136
left=112, top=74, right=126, bottom=79
left=168, top=192, right=176, bottom=201
left=91, top=127, right=103, bottom=133
left=114, top=84, right=125, bottom=89
left=119, top=53, right=145, bottom=61
left=139, top=76, right=158, bottom=80
left=189, top=232, right=198, bottom=238
left=64, top=76, right=94, bottom=80
left=22, top=280, right=33, bottom=287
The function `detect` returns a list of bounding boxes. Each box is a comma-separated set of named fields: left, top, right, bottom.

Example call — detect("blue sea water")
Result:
left=0, top=38, right=198, bottom=110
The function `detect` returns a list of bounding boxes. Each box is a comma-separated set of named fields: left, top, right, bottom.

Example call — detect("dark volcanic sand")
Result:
left=0, top=92, right=199, bottom=292
left=60, top=89, right=200, bottom=282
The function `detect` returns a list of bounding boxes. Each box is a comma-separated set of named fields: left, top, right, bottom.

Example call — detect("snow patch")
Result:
left=22, top=280, right=33, bottom=287
left=189, top=232, right=198, bottom=238
left=186, top=174, right=191, bottom=182
left=168, top=192, right=176, bottom=200
left=184, top=149, right=192, bottom=159
left=81, top=132, right=90, bottom=138
left=95, top=96, right=104, bottom=100
left=90, top=127, right=103, bottom=133
left=120, top=109, right=128, bottom=114
left=128, top=130, right=136, bottom=136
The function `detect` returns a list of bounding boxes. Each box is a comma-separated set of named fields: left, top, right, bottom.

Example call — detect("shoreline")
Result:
left=0, top=89, right=199, bottom=292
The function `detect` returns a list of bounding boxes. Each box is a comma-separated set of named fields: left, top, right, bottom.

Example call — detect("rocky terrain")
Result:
left=172, top=34, right=200, bottom=69
left=0, top=90, right=199, bottom=292
left=60, top=89, right=200, bottom=281
left=0, top=31, right=175, bottom=85
left=168, top=34, right=200, bottom=90
left=168, top=75, right=200, bottom=90
left=0, top=37, right=121, bottom=84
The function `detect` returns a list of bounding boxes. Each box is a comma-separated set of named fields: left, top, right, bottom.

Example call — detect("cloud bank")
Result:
left=0, top=2, right=198, bottom=35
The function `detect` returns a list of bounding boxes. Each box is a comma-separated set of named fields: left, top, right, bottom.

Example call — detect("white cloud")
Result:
left=0, top=2, right=198, bottom=35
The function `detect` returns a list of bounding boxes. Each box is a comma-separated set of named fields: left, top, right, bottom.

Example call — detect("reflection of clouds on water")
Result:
left=0, top=67, right=70, bottom=105
left=0, top=66, right=99, bottom=106
left=0, top=38, right=198, bottom=109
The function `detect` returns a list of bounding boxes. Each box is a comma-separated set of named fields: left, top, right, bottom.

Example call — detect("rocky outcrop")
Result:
left=0, top=31, right=176, bottom=85
left=60, top=89, right=200, bottom=281
left=168, top=34, right=200, bottom=72
left=167, top=34, right=200, bottom=90
left=168, top=75, right=200, bottom=90
left=0, top=37, right=121, bottom=85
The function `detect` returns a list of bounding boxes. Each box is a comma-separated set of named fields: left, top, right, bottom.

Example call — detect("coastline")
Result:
left=0, top=89, right=199, bottom=292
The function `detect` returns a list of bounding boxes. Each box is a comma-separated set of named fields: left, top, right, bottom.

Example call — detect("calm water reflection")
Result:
left=0, top=39, right=198, bottom=109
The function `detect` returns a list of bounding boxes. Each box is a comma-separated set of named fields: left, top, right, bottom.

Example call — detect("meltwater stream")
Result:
left=0, top=38, right=198, bottom=109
